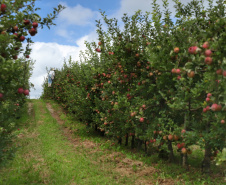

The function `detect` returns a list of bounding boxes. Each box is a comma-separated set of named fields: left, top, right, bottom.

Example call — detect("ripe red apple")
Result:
left=112, top=91, right=115, bottom=95
left=19, top=36, right=25, bottom=41
left=32, top=22, right=38, bottom=28
left=217, top=104, right=222, bottom=111
left=13, top=33, right=18, bottom=38
left=216, top=69, right=222, bottom=75
left=221, top=120, right=225, bottom=124
left=98, top=41, right=102, bottom=46
left=205, top=50, right=212, bottom=57
left=26, top=55, right=29, bottom=58
left=181, top=129, right=186, bottom=134
left=1, top=4, right=6, bottom=12
left=187, top=71, right=195, bottom=78
left=203, top=108, right=207, bottom=113
left=168, top=134, right=173, bottom=140
left=29, top=28, right=37, bottom=36
left=13, top=26, right=18, bottom=31
left=188, top=46, right=198, bottom=54
left=181, top=147, right=187, bottom=154
left=23, top=89, right=29, bottom=96
left=206, top=106, right=210, bottom=111
left=18, top=88, right=24, bottom=94
left=207, top=93, right=212, bottom=98
left=0, top=93, right=3, bottom=99
left=177, top=76, right=181, bottom=80
left=211, top=103, right=218, bottom=111
left=139, top=117, right=144, bottom=122
left=13, top=55, right=18, bottom=59
left=174, top=47, right=180, bottom=53
left=171, top=68, right=176, bottom=74
left=95, top=48, right=101, bottom=52
left=24, top=19, right=30, bottom=25
left=223, top=71, right=226, bottom=77
left=177, top=143, right=181, bottom=149
left=142, top=104, right=146, bottom=109
left=135, top=53, right=140, bottom=58
left=206, top=97, right=210, bottom=102
left=180, top=143, right=185, bottom=148
left=202, top=42, right=209, bottom=49
left=176, top=69, right=181, bottom=74
left=205, top=57, right=213, bottom=65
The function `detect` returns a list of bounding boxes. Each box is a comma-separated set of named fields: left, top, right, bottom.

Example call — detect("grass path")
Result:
left=0, top=100, right=136, bottom=185
left=2, top=100, right=224, bottom=185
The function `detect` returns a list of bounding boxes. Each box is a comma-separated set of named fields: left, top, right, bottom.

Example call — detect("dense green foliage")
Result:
left=0, top=0, right=64, bottom=163
left=42, top=0, right=226, bottom=172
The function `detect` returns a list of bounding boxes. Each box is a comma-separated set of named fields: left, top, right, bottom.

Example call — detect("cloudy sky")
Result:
left=27, top=0, right=215, bottom=99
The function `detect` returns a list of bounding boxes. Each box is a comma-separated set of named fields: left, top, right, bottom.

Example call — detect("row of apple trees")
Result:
left=0, top=0, right=64, bottom=163
left=42, top=0, right=226, bottom=172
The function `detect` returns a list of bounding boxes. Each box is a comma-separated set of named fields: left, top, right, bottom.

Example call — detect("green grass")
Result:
left=1, top=99, right=224, bottom=185
left=0, top=100, right=136, bottom=185
left=46, top=99, right=226, bottom=185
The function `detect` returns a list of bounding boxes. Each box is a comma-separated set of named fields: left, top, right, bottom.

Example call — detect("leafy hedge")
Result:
left=42, top=0, right=226, bottom=172
left=0, top=0, right=64, bottom=163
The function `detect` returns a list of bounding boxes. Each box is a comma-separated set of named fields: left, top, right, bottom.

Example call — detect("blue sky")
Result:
left=28, top=0, right=215, bottom=99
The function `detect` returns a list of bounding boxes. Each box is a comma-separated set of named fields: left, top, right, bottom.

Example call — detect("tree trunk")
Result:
left=202, top=141, right=212, bottom=174
left=125, top=133, right=128, bottom=146
left=168, top=140, right=174, bottom=162
left=131, top=135, right=135, bottom=149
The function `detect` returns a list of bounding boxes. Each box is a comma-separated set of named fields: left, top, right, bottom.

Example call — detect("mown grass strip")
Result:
left=0, top=100, right=135, bottom=185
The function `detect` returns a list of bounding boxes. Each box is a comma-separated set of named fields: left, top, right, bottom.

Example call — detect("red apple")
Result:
left=26, top=55, right=29, bottom=58
left=95, top=48, right=101, bottom=52
left=177, top=143, right=181, bottom=149
left=203, top=108, right=207, bottom=113
left=181, top=129, right=186, bottom=134
left=206, top=106, right=210, bottom=111
left=188, top=46, right=198, bottom=54
left=217, top=104, right=222, bottom=111
left=18, top=88, right=24, bottom=94
left=216, top=69, right=222, bottom=75
left=187, top=71, right=195, bottom=78
left=13, top=55, right=18, bottom=60
left=23, top=89, right=29, bottom=96
left=32, top=22, right=38, bottom=28
left=19, top=36, right=25, bottom=42
left=1, top=4, right=6, bottom=12
left=171, top=68, right=176, bottom=74
left=177, top=76, right=181, bottom=80
left=211, top=103, right=218, bottom=111
left=207, top=93, right=212, bottom=98
left=13, top=33, right=18, bottom=38
left=168, top=134, right=173, bottom=140
left=24, top=19, right=30, bottom=25
left=181, top=147, right=187, bottom=154
left=223, top=71, right=226, bottom=77
left=29, top=28, right=37, bottom=36
left=205, top=50, right=212, bottom=57
left=205, top=57, right=213, bottom=65
left=0, top=93, right=3, bottom=99
left=221, top=120, right=225, bottom=124
left=176, top=69, right=181, bottom=74
left=13, top=26, right=18, bottom=31
left=139, top=117, right=144, bottom=122
left=174, top=47, right=180, bottom=53
left=206, top=97, right=210, bottom=102
left=202, top=42, right=209, bottom=49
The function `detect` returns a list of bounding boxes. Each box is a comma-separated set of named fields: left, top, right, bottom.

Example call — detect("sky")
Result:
left=27, top=0, right=216, bottom=99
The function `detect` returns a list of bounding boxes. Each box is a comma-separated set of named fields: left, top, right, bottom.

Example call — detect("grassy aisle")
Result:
left=0, top=100, right=134, bottom=185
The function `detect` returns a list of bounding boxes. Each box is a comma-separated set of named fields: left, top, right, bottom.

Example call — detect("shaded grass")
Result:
left=0, top=100, right=136, bottom=185
left=47, top=99, right=226, bottom=185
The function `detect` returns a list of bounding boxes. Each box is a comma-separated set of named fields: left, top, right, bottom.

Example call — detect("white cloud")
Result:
left=58, top=3, right=98, bottom=26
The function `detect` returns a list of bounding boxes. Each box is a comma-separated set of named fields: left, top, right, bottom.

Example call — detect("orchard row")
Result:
left=42, top=0, right=226, bottom=171
left=0, top=1, right=64, bottom=163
